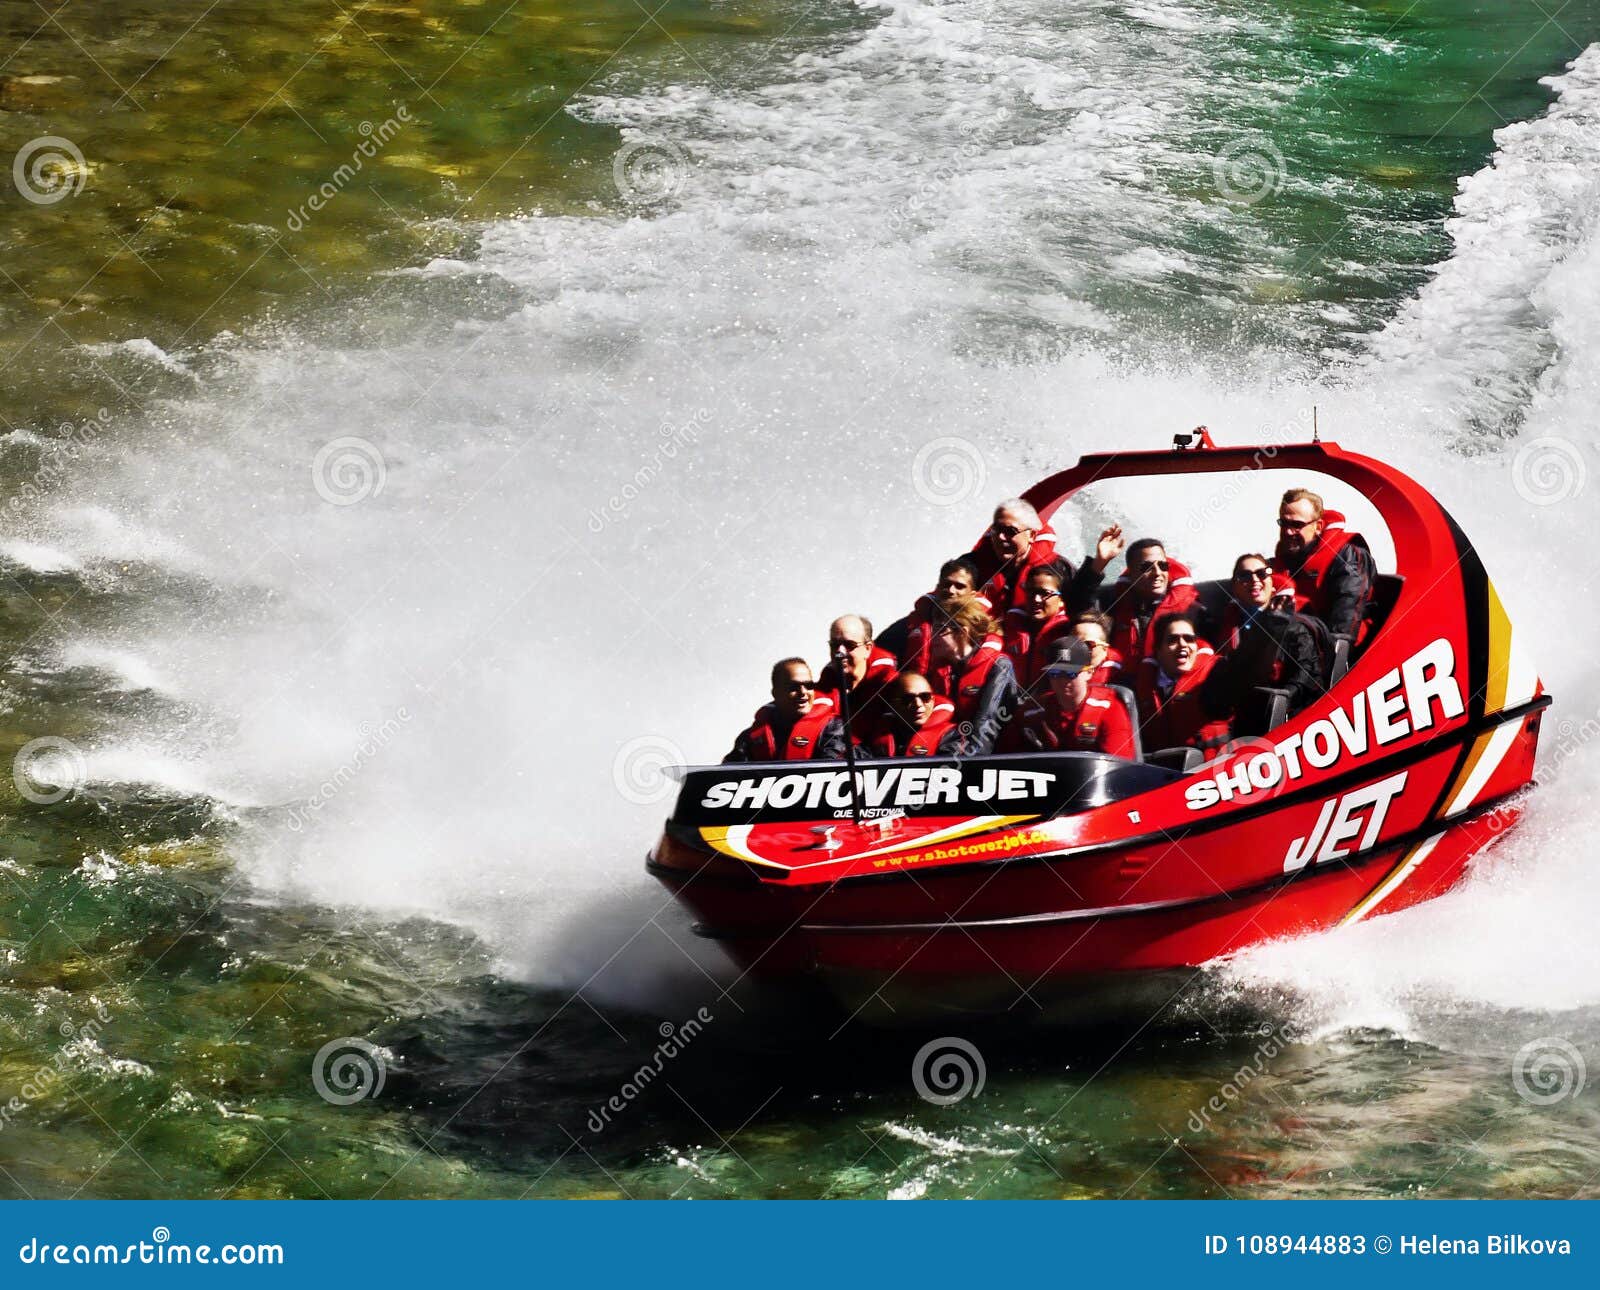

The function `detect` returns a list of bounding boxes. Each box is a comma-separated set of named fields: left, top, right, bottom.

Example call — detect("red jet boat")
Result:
left=648, top=435, right=1548, bottom=1019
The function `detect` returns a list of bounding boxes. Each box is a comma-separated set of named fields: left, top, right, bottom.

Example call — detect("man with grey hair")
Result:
left=971, top=497, right=1124, bottom=618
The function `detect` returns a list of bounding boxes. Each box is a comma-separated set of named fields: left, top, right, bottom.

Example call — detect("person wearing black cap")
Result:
left=1018, top=640, right=1136, bottom=759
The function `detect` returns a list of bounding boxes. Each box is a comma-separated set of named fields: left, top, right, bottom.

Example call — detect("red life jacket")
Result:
left=1135, top=652, right=1230, bottom=752
left=741, top=694, right=839, bottom=761
left=970, top=525, right=1063, bottom=615
left=871, top=711, right=957, bottom=758
left=1001, top=607, right=1073, bottom=690
left=1106, top=557, right=1200, bottom=661
left=1089, top=647, right=1125, bottom=687
left=1025, top=685, right=1136, bottom=758
left=930, top=633, right=1005, bottom=725
left=818, top=645, right=899, bottom=739
left=1271, top=510, right=1372, bottom=640
left=899, top=590, right=994, bottom=675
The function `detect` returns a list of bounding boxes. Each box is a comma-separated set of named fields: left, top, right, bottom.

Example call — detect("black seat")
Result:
left=1328, top=635, right=1352, bottom=684
left=1365, top=573, right=1403, bottom=641
left=1146, top=746, right=1203, bottom=773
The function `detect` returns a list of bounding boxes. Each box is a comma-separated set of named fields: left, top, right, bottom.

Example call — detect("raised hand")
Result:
left=1093, top=523, right=1125, bottom=571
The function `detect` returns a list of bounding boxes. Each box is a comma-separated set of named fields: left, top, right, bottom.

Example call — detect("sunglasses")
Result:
left=1134, top=560, right=1170, bottom=573
left=991, top=524, right=1032, bottom=539
left=1026, top=585, right=1063, bottom=600
left=829, top=639, right=866, bottom=651
left=1235, top=567, right=1270, bottom=582
left=1164, top=633, right=1198, bottom=645
left=782, top=680, right=817, bottom=691
left=1277, top=518, right=1315, bottom=531
left=897, top=691, right=935, bottom=705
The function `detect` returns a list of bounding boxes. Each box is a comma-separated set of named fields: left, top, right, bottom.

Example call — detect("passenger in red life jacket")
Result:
left=870, top=673, right=962, bottom=758
left=1002, top=565, right=1076, bottom=696
left=1271, top=487, right=1374, bottom=640
left=886, top=555, right=991, bottom=676
left=1134, top=614, right=1233, bottom=753
left=970, top=499, right=1123, bottom=617
left=816, top=614, right=898, bottom=741
left=1068, top=611, right=1125, bottom=686
left=927, top=598, right=1019, bottom=755
left=1218, top=553, right=1326, bottom=725
left=1019, top=640, right=1136, bottom=759
left=723, top=659, right=847, bottom=763
left=1101, top=538, right=1206, bottom=662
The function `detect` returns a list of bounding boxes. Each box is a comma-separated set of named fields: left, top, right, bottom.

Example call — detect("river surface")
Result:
left=1, top=0, right=1598, bottom=1198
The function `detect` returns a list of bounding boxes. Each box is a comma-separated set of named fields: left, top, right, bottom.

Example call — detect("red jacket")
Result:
left=728, top=695, right=842, bottom=762
left=819, top=645, right=899, bottom=740
left=1023, top=685, right=1136, bottom=758
left=1271, top=511, right=1372, bottom=641
left=1135, top=652, right=1231, bottom=752
left=971, top=525, right=1064, bottom=616
left=1001, top=607, right=1074, bottom=691
left=871, top=709, right=960, bottom=758
left=1089, top=648, right=1126, bottom=687
left=898, top=590, right=994, bottom=676
left=1105, top=558, right=1201, bottom=661
left=929, top=633, right=1006, bottom=726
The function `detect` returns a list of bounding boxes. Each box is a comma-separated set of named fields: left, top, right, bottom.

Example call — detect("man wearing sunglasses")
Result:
left=1134, top=614, right=1234, bottom=753
left=1017, top=640, right=1136, bottom=759
left=1219, top=553, right=1326, bottom=723
left=969, top=499, right=1124, bottom=617
left=817, top=614, right=900, bottom=742
left=724, top=659, right=847, bottom=763
left=1102, top=538, right=1205, bottom=662
left=1001, top=565, right=1076, bottom=694
left=870, top=673, right=962, bottom=758
left=1271, top=488, right=1374, bottom=640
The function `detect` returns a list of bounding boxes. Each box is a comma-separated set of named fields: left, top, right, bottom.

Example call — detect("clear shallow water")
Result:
left=1, top=0, right=1599, bottom=1198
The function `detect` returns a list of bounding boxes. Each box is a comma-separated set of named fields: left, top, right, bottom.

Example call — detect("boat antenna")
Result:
left=1313, top=405, right=1320, bottom=444
left=832, top=645, right=866, bottom=827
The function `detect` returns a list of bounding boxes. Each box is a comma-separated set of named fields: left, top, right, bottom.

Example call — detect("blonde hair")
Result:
left=1280, top=487, right=1324, bottom=516
left=941, top=598, right=997, bottom=648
